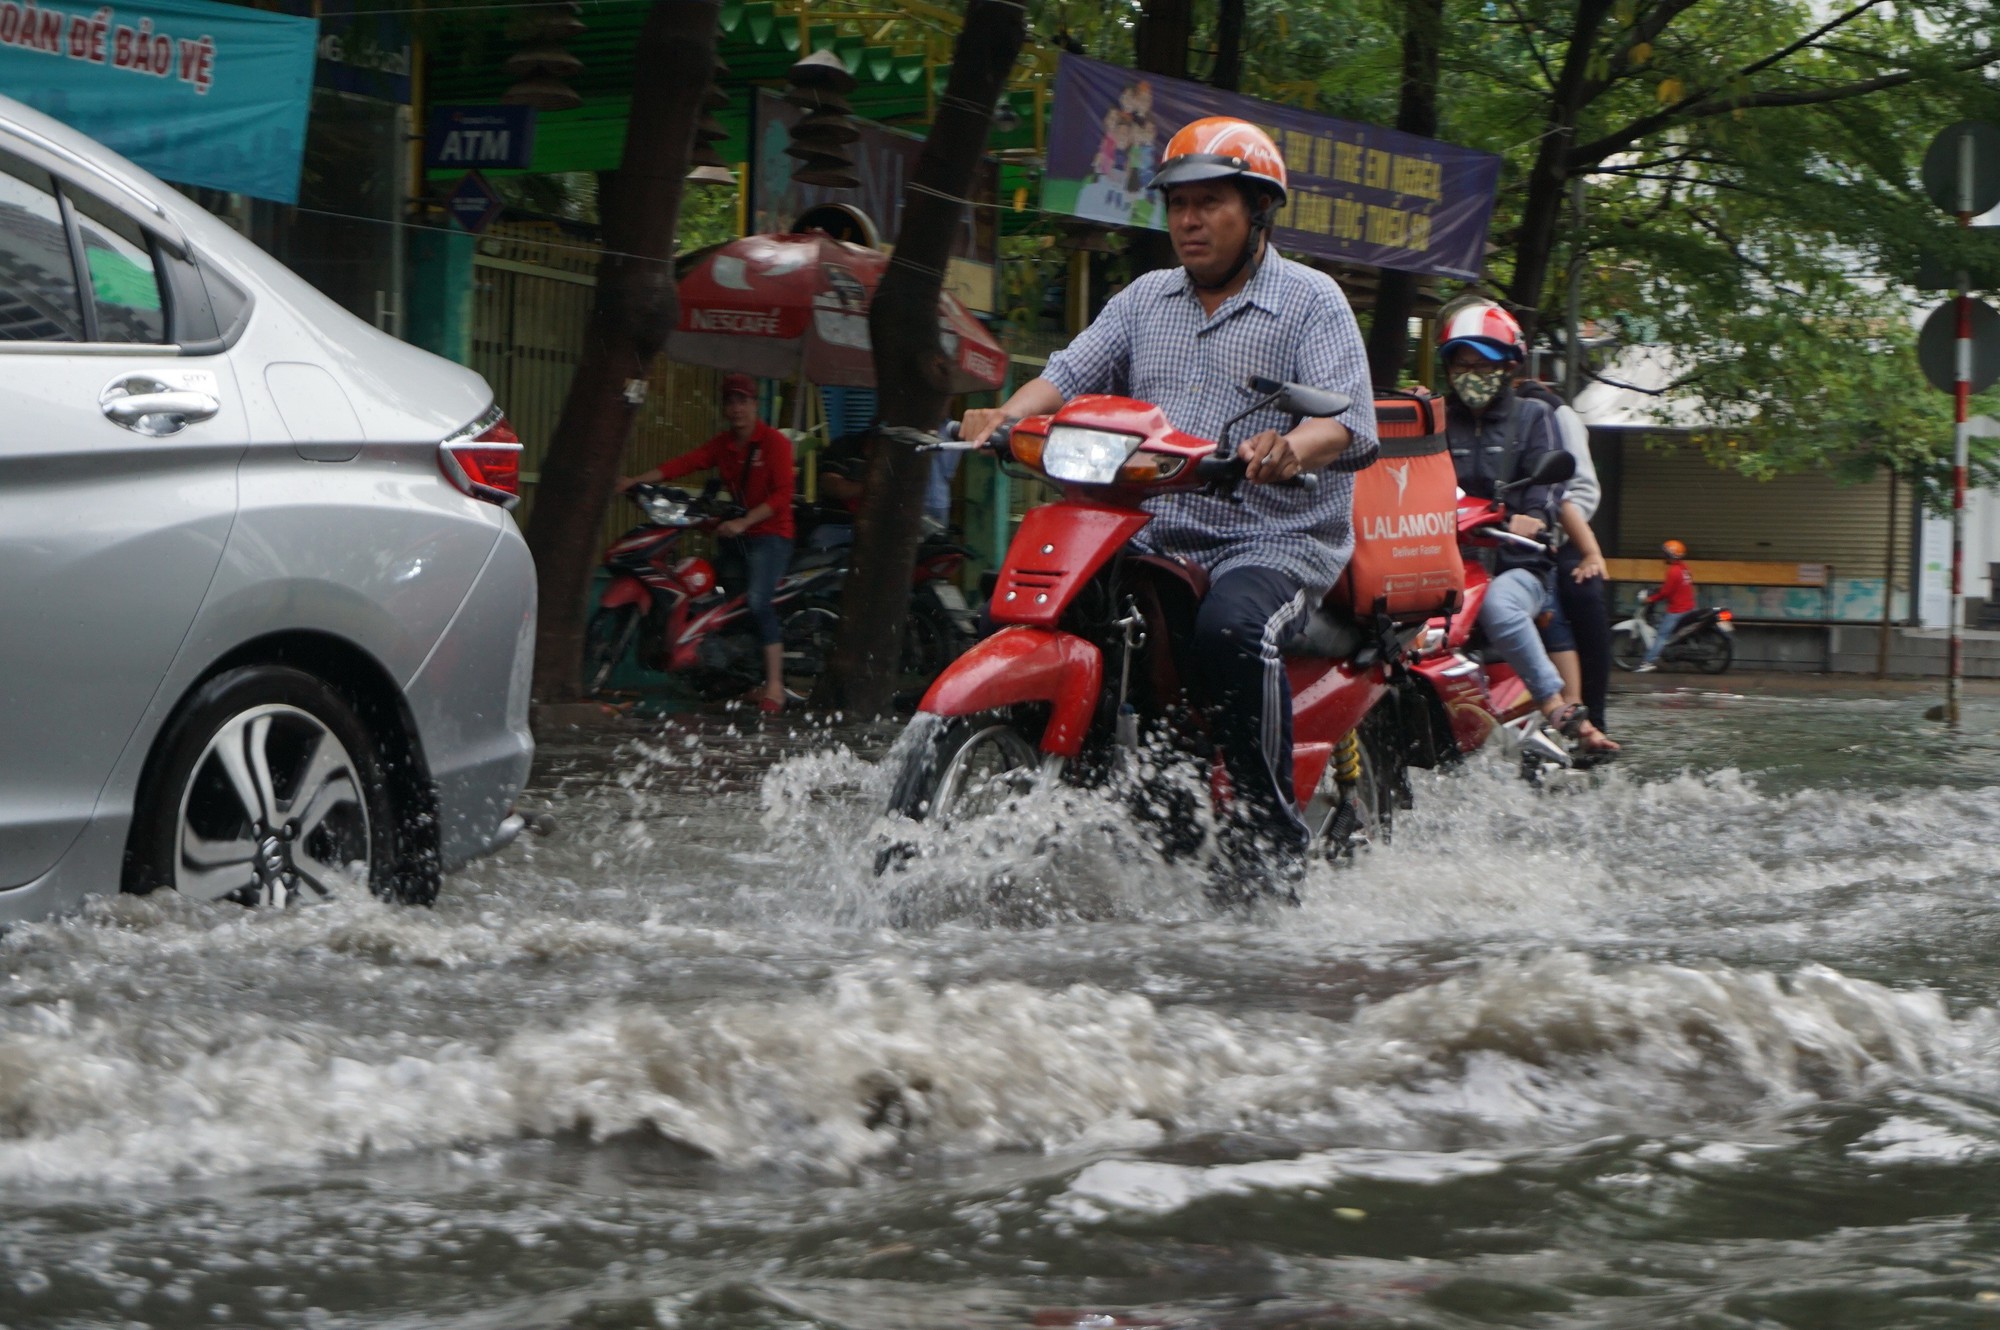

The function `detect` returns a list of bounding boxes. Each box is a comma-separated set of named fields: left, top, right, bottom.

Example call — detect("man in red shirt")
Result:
left=619, top=373, right=796, bottom=711
left=1636, top=539, right=1696, bottom=672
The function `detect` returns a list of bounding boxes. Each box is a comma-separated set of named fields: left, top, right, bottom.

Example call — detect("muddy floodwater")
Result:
left=8, top=686, right=2000, bottom=1329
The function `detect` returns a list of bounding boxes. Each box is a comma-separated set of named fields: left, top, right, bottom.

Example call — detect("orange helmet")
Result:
left=1147, top=116, right=1288, bottom=205
left=1662, top=539, right=1687, bottom=559
left=1438, top=300, right=1526, bottom=362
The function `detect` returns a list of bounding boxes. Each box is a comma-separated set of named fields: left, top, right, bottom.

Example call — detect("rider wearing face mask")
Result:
left=1441, top=302, right=1618, bottom=756
left=962, top=117, right=1379, bottom=881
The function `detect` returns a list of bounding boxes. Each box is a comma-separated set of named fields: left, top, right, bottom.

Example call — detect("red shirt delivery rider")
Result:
left=619, top=373, right=796, bottom=711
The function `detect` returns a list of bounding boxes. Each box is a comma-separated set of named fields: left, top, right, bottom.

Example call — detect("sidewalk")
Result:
left=1610, top=669, right=2000, bottom=699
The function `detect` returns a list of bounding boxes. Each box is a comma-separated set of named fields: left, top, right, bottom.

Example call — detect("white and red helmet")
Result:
left=1438, top=300, right=1526, bottom=362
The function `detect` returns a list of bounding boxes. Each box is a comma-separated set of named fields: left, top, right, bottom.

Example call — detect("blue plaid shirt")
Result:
left=1041, top=253, right=1379, bottom=596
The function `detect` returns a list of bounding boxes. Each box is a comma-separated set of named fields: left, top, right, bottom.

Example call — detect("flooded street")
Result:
left=8, top=686, right=2000, bottom=1329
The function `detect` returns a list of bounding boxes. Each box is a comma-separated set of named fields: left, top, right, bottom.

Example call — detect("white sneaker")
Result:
left=1633, top=663, right=1657, bottom=673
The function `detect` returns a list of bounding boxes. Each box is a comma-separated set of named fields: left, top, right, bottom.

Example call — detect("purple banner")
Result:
left=1042, top=54, right=1500, bottom=281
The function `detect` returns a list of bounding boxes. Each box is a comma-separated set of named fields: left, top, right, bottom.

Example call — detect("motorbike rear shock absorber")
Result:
left=1333, top=728, right=1364, bottom=788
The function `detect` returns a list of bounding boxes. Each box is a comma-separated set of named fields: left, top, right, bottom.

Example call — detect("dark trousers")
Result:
left=1189, top=566, right=1313, bottom=853
left=1555, top=543, right=1613, bottom=729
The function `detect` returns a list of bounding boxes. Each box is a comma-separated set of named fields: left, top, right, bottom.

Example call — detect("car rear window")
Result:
left=0, top=149, right=86, bottom=342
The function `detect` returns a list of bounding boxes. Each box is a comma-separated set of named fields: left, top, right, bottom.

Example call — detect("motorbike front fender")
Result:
left=600, top=574, right=652, bottom=612
left=918, top=626, right=1102, bottom=758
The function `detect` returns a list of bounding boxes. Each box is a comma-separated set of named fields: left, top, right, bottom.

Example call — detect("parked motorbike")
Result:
left=1612, top=601, right=1735, bottom=673
left=584, top=482, right=846, bottom=698
left=790, top=501, right=980, bottom=687
left=880, top=380, right=1416, bottom=867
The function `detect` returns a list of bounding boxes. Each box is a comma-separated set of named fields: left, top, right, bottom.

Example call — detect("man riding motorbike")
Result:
left=1440, top=302, right=1618, bottom=755
left=961, top=117, right=1379, bottom=879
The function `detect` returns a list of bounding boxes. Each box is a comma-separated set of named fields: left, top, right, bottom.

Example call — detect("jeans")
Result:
left=1189, top=567, right=1315, bottom=855
left=1556, top=543, right=1613, bottom=727
left=1643, top=608, right=1689, bottom=665
left=1480, top=566, right=1566, bottom=705
left=717, top=534, right=791, bottom=646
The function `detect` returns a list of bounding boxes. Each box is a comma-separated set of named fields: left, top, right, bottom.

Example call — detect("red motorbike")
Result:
left=584, top=482, right=847, bottom=699
left=882, top=379, right=1428, bottom=859
left=1392, top=448, right=1588, bottom=783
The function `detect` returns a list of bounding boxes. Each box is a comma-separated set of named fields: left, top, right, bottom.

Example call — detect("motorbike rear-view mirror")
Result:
left=1530, top=449, right=1576, bottom=485
left=1248, top=377, right=1352, bottom=419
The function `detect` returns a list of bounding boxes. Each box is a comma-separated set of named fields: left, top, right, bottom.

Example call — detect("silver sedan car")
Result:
left=0, top=95, right=536, bottom=923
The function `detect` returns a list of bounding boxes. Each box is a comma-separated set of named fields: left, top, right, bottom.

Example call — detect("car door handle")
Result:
left=100, top=376, right=220, bottom=436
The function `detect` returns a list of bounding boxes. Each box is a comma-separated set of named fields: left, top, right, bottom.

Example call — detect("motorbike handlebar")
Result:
left=627, top=481, right=746, bottom=524
left=1194, top=455, right=1320, bottom=491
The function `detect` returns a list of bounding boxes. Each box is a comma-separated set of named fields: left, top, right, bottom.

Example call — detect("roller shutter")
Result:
left=1613, top=438, right=1908, bottom=586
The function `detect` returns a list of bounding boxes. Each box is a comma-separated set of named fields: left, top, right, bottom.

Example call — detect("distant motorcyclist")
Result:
left=1440, top=302, right=1617, bottom=755
left=961, top=116, right=1379, bottom=879
left=1636, top=540, right=1696, bottom=672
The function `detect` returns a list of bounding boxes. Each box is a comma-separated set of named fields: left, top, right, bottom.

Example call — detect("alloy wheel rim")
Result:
left=173, top=704, right=371, bottom=905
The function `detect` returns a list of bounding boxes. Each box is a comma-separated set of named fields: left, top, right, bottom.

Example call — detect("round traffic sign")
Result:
left=1923, top=120, right=2000, bottom=216
left=1918, top=296, right=2000, bottom=394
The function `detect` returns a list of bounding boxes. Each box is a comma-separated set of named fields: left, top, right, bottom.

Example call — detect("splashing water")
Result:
left=6, top=690, right=2000, bottom=1329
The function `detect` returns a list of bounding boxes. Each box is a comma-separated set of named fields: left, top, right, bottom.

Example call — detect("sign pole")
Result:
left=1915, top=120, right=1999, bottom=716
left=1951, top=131, right=1974, bottom=727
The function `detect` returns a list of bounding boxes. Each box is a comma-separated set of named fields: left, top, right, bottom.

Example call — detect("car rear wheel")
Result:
left=126, top=666, right=397, bottom=906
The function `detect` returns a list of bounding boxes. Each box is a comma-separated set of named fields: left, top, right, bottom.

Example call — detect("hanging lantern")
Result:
left=787, top=48, right=856, bottom=92
left=502, top=2, right=583, bottom=113
left=686, top=54, right=734, bottom=187
left=502, top=74, right=581, bottom=112
left=784, top=49, right=858, bottom=191
left=789, top=114, right=859, bottom=147
left=785, top=87, right=853, bottom=117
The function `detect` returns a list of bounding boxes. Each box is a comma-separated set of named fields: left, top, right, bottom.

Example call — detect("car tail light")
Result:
left=440, top=406, right=523, bottom=508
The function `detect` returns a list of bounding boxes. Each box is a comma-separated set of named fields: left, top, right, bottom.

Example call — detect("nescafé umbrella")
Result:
left=669, top=232, right=1007, bottom=394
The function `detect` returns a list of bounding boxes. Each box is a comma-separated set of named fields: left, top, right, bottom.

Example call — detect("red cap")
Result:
left=720, top=373, right=757, bottom=402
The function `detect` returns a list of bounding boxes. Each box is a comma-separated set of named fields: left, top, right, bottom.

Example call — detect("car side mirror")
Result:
left=1249, top=376, right=1352, bottom=419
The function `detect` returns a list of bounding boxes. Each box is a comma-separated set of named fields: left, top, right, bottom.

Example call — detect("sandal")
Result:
left=756, top=693, right=784, bottom=715
left=1550, top=704, right=1620, bottom=754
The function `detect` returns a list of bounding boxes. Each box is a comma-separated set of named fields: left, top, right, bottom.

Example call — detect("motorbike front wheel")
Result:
left=887, top=710, right=1048, bottom=825
left=1689, top=626, right=1734, bottom=674
left=1611, top=627, right=1646, bottom=671
left=584, top=605, right=642, bottom=694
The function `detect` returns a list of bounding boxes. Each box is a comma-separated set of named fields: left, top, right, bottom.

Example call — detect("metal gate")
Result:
left=468, top=222, right=721, bottom=547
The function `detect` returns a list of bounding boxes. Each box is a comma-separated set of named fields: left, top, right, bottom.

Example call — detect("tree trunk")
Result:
left=1212, top=0, right=1245, bottom=91
left=1503, top=0, right=1613, bottom=345
left=523, top=0, right=717, bottom=703
left=1127, top=0, right=1193, bottom=275
left=815, top=0, right=1027, bottom=716
left=1133, top=0, right=1190, bottom=81
left=1364, top=0, right=1442, bottom=389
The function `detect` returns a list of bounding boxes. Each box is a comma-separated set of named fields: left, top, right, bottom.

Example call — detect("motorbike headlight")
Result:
left=644, top=496, right=688, bottom=525
left=1041, top=426, right=1142, bottom=484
